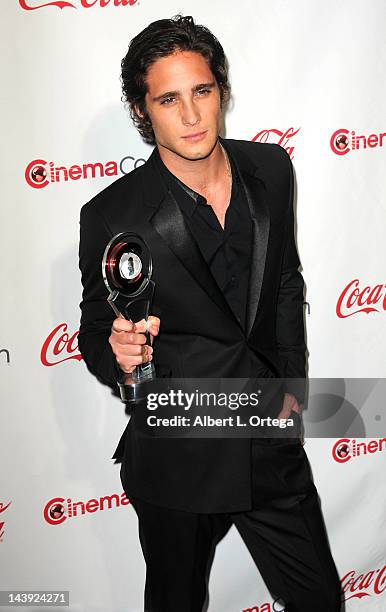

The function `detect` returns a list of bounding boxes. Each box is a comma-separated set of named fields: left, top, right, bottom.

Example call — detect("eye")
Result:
left=160, top=96, right=176, bottom=105
left=195, top=88, right=211, bottom=96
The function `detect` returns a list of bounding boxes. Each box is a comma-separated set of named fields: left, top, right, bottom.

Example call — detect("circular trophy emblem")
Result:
left=102, top=233, right=152, bottom=296
left=119, top=252, right=142, bottom=281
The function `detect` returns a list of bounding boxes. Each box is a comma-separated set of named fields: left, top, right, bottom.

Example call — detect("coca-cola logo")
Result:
left=336, top=279, right=386, bottom=318
left=330, top=128, right=386, bottom=155
left=332, top=438, right=386, bottom=463
left=25, top=155, right=146, bottom=189
left=19, top=0, right=138, bottom=11
left=43, top=492, right=130, bottom=525
left=0, top=501, right=12, bottom=542
left=341, top=564, right=386, bottom=601
left=41, top=323, right=82, bottom=366
left=252, top=128, right=300, bottom=159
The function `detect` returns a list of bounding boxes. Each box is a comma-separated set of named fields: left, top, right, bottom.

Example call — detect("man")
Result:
left=78, top=14, right=341, bottom=612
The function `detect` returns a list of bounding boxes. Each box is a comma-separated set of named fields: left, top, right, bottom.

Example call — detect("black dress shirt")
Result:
left=154, top=145, right=252, bottom=330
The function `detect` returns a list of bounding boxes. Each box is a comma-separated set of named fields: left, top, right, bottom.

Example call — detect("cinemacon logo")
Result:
left=241, top=597, right=285, bottom=612
left=19, top=0, right=138, bottom=11
left=44, top=492, right=130, bottom=525
left=330, top=127, right=386, bottom=155
left=25, top=155, right=146, bottom=189
left=336, top=279, right=386, bottom=318
left=332, top=438, right=386, bottom=463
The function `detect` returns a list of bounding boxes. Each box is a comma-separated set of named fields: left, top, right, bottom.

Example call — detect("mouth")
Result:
left=181, top=130, right=207, bottom=142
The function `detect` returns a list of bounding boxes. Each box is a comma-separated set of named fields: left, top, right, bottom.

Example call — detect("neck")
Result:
left=157, top=139, right=227, bottom=193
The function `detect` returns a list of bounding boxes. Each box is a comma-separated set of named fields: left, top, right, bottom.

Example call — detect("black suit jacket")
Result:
left=78, top=137, right=307, bottom=513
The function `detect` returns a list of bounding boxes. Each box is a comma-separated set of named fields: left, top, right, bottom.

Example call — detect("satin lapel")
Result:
left=242, top=170, right=270, bottom=338
left=222, top=140, right=270, bottom=339
left=149, top=190, right=240, bottom=324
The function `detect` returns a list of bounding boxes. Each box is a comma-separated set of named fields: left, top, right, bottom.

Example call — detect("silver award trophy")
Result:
left=102, top=232, right=156, bottom=405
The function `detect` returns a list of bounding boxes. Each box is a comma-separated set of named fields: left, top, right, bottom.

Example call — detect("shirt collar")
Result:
left=154, top=144, right=240, bottom=217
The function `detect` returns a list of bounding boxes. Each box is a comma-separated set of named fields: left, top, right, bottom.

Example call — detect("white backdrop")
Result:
left=1, top=1, right=386, bottom=611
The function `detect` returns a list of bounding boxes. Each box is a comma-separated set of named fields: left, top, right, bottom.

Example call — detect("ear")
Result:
left=133, top=104, right=145, bottom=120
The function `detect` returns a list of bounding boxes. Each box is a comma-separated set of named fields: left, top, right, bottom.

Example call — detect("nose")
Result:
left=180, top=98, right=200, bottom=127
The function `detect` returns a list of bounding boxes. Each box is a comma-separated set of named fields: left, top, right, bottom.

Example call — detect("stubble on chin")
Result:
left=168, top=138, right=220, bottom=163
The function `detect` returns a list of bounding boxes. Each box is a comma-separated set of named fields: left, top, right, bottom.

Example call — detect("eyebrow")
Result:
left=152, top=81, right=216, bottom=102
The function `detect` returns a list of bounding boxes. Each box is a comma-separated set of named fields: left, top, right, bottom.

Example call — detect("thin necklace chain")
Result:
left=220, top=144, right=232, bottom=206
left=220, top=143, right=232, bottom=179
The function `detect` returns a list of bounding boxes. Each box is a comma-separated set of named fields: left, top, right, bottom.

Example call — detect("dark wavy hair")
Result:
left=120, top=14, right=230, bottom=145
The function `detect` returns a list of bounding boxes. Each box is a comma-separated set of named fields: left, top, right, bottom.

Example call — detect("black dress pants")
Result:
left=128, top=439, right=342, bottom=612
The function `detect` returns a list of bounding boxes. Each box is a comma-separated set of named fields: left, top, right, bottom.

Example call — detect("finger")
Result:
left=290, top=406, right=301, bottom=416
left=116, top=348, right=153, bottom=372
left=283, top=392, right=298, bottom=408
left=276, top=407, right=292, bottom=420
left=115, top=344, right=153, bottom=358
left=147, top=315, right=160, bottom=334
left=113, top=331, right=148, bottom=346
left=133, top=318, right=148, bottom=333
left=134, top=317, right=160, bottom=335
left=109, top=331, right=145, bottom=350
left=111, top=318, right=134, bottom=334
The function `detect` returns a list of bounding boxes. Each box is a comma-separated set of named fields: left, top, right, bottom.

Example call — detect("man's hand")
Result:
left=277, top=392, right=305, bottom=446
left=109, top=315, right=160, bottom=374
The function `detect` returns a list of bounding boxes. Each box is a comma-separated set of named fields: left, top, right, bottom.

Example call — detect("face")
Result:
left=139, top=50, right=222, bottom=162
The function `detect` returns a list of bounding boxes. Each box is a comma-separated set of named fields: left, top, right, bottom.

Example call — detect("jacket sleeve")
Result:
left=78, top=202, right=121, bottom=395
left=275, top=151, right=307, bottom=404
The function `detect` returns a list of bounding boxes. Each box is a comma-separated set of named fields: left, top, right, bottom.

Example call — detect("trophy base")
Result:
left=118, top=362, right=155, bottom=405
